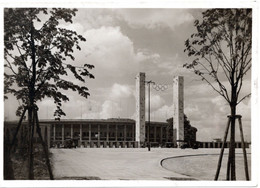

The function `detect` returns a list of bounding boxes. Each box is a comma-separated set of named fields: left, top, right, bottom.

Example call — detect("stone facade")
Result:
left=173, top=76, right=184, bottom=146
left=135, top=72, right=146, bottom=146
left=5, top=119, right=250, bottom=149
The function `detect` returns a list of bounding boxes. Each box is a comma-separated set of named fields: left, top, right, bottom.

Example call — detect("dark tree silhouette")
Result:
left=184, top=9, right=252, bottom=180
left=4, top=8, right=94, bottom=179
left=167, top=114, right=197, bottom=148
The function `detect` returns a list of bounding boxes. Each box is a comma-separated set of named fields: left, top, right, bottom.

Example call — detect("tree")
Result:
left=4, top=8, right=94, bottom=179
left=184, top=9, right=252, bottom=180
left=166, top=114, right=197, bottom=148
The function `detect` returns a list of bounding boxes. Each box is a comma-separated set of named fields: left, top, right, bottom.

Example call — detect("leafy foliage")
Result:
left=184, top=9, right=252, bottom=106
left=4, top=8, right=94, bottom=120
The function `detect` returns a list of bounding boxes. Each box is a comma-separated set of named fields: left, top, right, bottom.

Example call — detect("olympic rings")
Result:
left=152, top=83, right=168, bottom=91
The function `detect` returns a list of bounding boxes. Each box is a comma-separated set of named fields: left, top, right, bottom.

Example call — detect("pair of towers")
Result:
left=135, top=72, right=184, bottom=147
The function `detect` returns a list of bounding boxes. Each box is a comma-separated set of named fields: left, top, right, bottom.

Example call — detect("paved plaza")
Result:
left=51, top=148, right=251, bottom=180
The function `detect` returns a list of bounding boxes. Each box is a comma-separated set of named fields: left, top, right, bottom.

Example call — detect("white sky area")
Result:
left=4, top=8, right=252, bottom=142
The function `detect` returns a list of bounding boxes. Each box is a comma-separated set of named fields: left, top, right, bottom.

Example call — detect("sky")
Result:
left=4, top=8, right=252, bottom=142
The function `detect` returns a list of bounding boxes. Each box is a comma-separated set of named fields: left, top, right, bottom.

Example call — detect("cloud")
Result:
left=151, top=104, right=173, bottom=121
left=100, top=100, right=121, bottom=119
left=83, top=26, right=136, bottom=74
left=76, top=9, right=116, bottom=30
left=145, top=93, right=165, bottom=112
left=115, top=9, right=194, bottom=30
left=136, top=49, right=160, bottom=63
left=98, top=83, right=135, bottom=119
left=81, top=26, right=163, bottom=79
left=110, top=83, right=134, bottom=99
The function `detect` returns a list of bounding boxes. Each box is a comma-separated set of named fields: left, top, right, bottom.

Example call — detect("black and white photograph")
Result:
left=1, top=0, right=259, bottom=187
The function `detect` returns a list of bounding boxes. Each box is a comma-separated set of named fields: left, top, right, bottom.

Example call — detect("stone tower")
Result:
left=173, top=76, right=184, bottom=147
left=135, top=72, right=146, bottom=147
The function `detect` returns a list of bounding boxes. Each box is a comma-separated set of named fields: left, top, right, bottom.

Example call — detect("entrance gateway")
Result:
left=135, top=73, right=184, bottom=148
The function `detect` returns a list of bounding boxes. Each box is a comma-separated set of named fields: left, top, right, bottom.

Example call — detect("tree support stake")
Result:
left=214, top=115, right=249, bottom=181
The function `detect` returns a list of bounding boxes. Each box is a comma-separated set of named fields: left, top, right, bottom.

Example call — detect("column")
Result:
left=62, top=124, right=64, bottom=144
left=173, top=76, right=184, bottom=147
left=89, top=124, right=91, bottom=142
left=80, top=124, right=82, bottom=142
left=47, top=126, right=51, bottom=148
left=115, top=124, right=118, bottom=141
left=71, top=124, right=73, bottom=139
left=53, top=124, right=56, bottom=142
left=98, top=124, right=100, bottom=142
left=97, top=124, right=100, bottom=147
left=160, top=126, right=162, bottom=144
left=173, top=128, right=177, bottom=147
left=106, top=124, right=109, bottom=142
left=132, top=124, right=135, bottom=141
left=136, top=72, right=146, bottom=147
left=124, top=125, right=127, bottom=141
left=154, top=125, right=156, bottom=142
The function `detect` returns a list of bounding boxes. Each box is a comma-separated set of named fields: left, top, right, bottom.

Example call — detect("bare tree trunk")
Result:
left=35, top=110, right=54, bottom=180
left=215, top=117, right=231, bottom=180
left=226, top=155, right=231, bottom=180
left=28, top=106, right=34, bottom=180
left=238, top=117, right=250, bottom=180
left=10, top=108, right=27, bottom=150
left=230, top=105, right=236, bottom=180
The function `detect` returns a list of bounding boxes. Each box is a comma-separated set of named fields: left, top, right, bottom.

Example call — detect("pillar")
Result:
left=160, top=126, right=163, bottom=144
left=124, top=125, right=127, bottom=141
left=80, top=124, right=82, bottom=142
left=106, top=124, right=109, bottom=142
left=173, top=128, right=177, bottom=147
left=89, top=124, right=91, bottom=142
left=71, top=124, right=73, bottom=139
left=154, top=125, right=156, bottom=142
left=173, top=76, right=184, bottom=147
left=115, top=124, right=118, bottom=141
left=53, top=124, right=56, bottom=142
left=136, top=72, right=146, bottom=147
left=61, top=124, right=64, bottom=144
left=132, top=124, right=135, bottom=141
left=98, top=124, right=100, bottom=142
left=47, top=126, right=51, bottom=148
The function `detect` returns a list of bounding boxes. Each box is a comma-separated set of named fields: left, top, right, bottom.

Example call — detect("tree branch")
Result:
left=192, top=67, right=230, bottom=103
left=237, top=93, right=251, bottom=105
left=15, top=43, right=30, bottom=71
left=4, top=58, right=17, bottom=75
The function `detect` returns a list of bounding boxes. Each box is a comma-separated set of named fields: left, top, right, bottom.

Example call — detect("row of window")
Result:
left=54, top=131, right=134, bottom=137
left=53, top=131, right=168, bottom=139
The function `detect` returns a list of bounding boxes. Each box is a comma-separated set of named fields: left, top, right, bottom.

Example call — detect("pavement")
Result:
left=50, top=148, right=251, bottom=180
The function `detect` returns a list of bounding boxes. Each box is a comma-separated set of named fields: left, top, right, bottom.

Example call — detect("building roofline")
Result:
left=4, top=118, right=168, bottom=125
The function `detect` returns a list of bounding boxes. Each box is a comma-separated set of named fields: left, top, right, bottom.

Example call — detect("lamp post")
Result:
left=146, top=80, right=155, bottom=151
